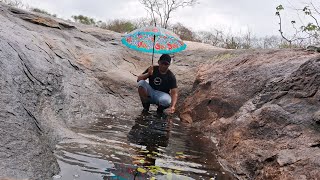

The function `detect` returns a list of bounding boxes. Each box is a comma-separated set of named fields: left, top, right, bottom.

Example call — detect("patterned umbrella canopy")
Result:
left=121, top=26, right=186, bottom=63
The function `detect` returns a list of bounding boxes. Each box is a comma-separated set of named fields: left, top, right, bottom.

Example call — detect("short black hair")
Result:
left=159, top=54, right=171, bottom=64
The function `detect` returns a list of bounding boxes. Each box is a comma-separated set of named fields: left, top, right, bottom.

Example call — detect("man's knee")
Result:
left=138, top=80, right=150, bottom=99
left=159, top=95, right=171, bottom=107
left=137, top=80, right=147, bottom=88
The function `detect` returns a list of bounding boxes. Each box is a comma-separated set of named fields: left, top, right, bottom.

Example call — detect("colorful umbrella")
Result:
left=121, top=26, right=187, bottom=64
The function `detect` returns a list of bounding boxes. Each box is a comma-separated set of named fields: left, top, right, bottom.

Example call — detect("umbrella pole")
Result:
left=151, top=35, right=156, bottom=66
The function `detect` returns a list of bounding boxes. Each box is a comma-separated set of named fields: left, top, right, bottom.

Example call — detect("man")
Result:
left=137, top=54, right=178, bottom=114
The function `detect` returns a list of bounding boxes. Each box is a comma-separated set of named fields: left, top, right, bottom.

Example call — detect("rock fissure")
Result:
left=7, top=42, right=45, bottom=86
left=34, top=44, right=54, bottom=60
left=122, top=57, right=137, bottom=69
left=23, top=107, right=43, bottom=135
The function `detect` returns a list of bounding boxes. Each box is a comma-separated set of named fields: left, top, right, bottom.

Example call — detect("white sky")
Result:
left=19, top=0, right=312, bottom=37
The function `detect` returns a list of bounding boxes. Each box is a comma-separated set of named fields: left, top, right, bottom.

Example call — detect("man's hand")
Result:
left=148, top=66, right=154, bottom=76
left=168, top=106, right=176, bottom=114
left=169, top=88, right=178, bottom=114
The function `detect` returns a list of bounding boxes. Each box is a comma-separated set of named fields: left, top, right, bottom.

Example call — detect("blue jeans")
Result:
left=138, top=80, right=171, bottom=107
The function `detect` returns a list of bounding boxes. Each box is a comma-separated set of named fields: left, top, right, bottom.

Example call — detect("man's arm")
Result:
left=137, top=66, right=153, bottom=82
left=169, top=88, right=178, bottom=113
left=137, top=73, right=149, bottom=82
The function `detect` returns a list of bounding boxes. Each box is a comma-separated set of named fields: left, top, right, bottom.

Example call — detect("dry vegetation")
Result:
left=1, top=0, right=319, bottom=49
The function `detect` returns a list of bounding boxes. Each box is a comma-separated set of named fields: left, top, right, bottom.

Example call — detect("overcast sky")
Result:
left=19, top=0, right=311, bottom=37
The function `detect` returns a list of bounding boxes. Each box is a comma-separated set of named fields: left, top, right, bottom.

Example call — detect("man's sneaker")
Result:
left=141, top=109, right=149, bottom=115
left=156, top=105, right=169, bottom=115
left=142, top=102, right=150, bottom=112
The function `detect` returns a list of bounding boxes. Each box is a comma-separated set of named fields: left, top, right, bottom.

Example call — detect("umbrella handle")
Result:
left=151, top=35, right=156, bottom=66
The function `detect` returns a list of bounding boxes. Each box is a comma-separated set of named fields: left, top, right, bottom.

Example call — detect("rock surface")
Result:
left=1, top=2, right=320, bottom=180
left=0, top=3, right=218, bottom=179
left=180, top=49, right=320, bottom=179
left=0, top=3, right=146, bottom=179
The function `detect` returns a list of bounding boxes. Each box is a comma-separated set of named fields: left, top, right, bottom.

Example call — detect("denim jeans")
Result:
left=138, top=80, right=171, bottom=107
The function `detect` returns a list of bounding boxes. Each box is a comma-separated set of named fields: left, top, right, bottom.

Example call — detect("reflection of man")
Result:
left=127, top=115, right=172, bottom=166
left=137, top=54, right=178, bottom=114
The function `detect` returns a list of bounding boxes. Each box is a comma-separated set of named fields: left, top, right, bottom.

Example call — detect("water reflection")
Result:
left=54, top=111, right=236, bottom=180
left=128, top=113, right=171, bottom=166
left=103, top=113, right=172, bottom=179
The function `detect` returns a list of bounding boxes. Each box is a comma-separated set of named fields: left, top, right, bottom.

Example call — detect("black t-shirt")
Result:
left=143, top=66, right=177, bottom=94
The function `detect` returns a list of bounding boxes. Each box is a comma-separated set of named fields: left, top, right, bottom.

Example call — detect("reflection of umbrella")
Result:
left=121, top=26, right=187, bottom=65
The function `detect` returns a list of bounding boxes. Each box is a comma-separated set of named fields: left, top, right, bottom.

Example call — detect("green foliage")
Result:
left=278, top=42, right=300, bottom=48
left=302, top=23, right=318, bottom=32
left=276, top=5, right=284, bottom=11
left=71, top=15, right=96, bottom=25
left=303, top=6, right=311, bottom=15
left=275, top=3, right=320, bottom=47
left=31, top=8, right=56, bottom=17
left=275, top=5, right=284, bottom=16
left=213, top=53, right=235, bottom=61
left=105, top=19, right=137, bottom=33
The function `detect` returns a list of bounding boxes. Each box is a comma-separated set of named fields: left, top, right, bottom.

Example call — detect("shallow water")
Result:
left=54, top=110, right=235, bottom=180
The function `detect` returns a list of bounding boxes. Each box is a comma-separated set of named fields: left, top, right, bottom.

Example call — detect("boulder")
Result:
left=180, top=49, right=320, bottom=179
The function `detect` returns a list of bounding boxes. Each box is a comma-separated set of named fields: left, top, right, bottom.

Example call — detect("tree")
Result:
left=96, top=20, right=107, bottom=29
left=275, top=3, right=320, bottom=47
left=0, top=0, right=26, bottom=8
left=139, top=0, right=198, bottom=28
left=171, top=23, right=197, bottom=41
left=31, top=8, right=56, bottom=17
left=105, top=19, right=137, bottom=33
left=241, top=29, right=253, bottom=49
left=260, top=36, right=281, bottom=49
left=196, top=30, right=224, bottom=46
left=133, top=17, right=154, bottom=28
left=71, top=15, right=96, bottom=25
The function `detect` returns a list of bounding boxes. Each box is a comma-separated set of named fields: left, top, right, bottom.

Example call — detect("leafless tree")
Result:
left=133, top=17, right=154, bottom=28
left=171, top=23, right=197, bottom=41
left=275, top=2, right=320, bottom=47
left=196, top=30, right=224, bottom=47
left=139, top=0, right=198, bottom=28
left=261, top=36, right=281, bottom=49
left=241, top=29, right=252, bottom=49
left=0, top=0, right=25, bottom=8
left=96, top=20, right=107, bottom=29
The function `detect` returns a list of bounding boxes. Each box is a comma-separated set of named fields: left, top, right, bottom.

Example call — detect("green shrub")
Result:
left=106, top=19, right=137, bottom=33
left=72, top=15, right=96, bottom=25
left=31, top=8, right=56, bottom=17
